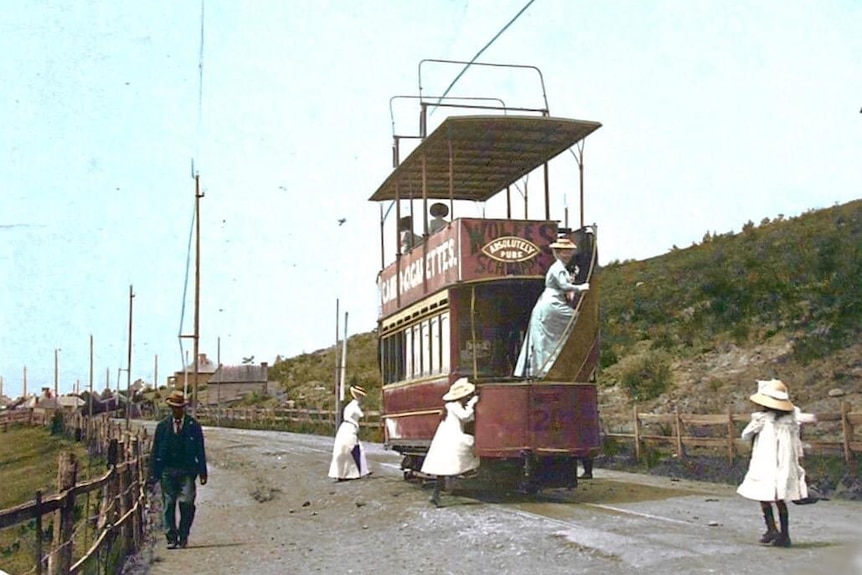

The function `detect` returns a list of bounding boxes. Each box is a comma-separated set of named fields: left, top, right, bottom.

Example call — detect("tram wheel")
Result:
left=400, top=454, right=424, bottom=481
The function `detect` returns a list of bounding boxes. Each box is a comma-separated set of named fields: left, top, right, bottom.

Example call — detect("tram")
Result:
left=371, top=61, right=602, bottom=493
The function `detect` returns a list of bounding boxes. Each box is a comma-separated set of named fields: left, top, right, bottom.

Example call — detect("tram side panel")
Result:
left=382, top=379, right=449, bottom=451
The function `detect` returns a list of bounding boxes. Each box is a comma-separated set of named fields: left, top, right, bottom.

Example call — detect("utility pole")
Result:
left=89, top=335, right=94, bottom=416
left=340, top=311, right=348, bottom=403
left=54, top=348, right=61, bottom=398
left=23, top=366, right=27, bottom=399
left=193, top=173, right=202, bottom=415
left=180, top=174, right=204, bottom=415
left=216, top=336, right=221, bottom=426
left=334, top=299, right=341, bottom=427
left=126, top=284, right=135, bottom=430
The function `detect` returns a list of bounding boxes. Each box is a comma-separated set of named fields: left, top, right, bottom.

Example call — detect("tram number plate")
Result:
left=530, top=405, right=575, bottom=433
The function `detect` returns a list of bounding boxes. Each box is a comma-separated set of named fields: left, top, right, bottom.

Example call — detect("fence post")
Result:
left=130, top=436, right=143, bottom=551
left=118, top=438, right=132, bottom=555
left=633, top=404, right=641, bottom=463
left=674, top=409, right=683, bottom=458
left=48, top=452, right=78, bottom=575
left=726, top=406, right=735, bottom=465
left=842, top=401, right=852, bottom=464
left=34, top=490, right=43, bottom=575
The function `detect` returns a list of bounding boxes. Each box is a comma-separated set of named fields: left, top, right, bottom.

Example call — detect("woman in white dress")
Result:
left=328, top=385, right=371, bottom=481
left=737, top=379, right=814, bottom=547
left=513, top=238, right=590, bottom=379
left=421, top=378, right=480, bottom=506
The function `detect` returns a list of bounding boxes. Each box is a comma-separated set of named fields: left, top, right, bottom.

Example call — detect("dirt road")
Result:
left=126, top=425, right=862, bottom=575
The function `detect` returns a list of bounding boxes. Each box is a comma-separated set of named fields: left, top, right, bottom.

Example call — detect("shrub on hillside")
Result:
left=620, top=352, right=672, bottom=403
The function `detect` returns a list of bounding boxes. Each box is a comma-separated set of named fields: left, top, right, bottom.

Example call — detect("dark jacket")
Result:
left=150, top=414, right=207, bottom=479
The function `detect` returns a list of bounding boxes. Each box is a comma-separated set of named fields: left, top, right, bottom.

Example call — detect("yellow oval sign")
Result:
left=481, top=236, right=540, bottom=263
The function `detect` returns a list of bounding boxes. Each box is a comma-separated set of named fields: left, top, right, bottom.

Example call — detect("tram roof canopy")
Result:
left=368, top=115, right=602, bottom=203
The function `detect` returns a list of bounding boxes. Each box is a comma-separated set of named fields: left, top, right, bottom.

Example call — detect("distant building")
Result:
left=167, top=353, right=217, bottom=390
left=206, top=362, right=273, bottom=405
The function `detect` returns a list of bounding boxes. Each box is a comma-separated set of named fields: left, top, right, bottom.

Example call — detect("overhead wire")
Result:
left=431, top=0, right=537, bottom=115
left=386, top=0, right=538, bottom=225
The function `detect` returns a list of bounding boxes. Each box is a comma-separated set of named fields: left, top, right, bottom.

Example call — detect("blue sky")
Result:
left=1, top=0, right=860, bottom=399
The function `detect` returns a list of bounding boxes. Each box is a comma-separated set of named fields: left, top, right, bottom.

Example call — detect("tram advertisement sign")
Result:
left=377, top=218, right=558, bottom=316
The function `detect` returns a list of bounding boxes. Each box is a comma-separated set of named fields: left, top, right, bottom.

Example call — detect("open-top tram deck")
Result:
left=370, top=76, right=603, bottom=492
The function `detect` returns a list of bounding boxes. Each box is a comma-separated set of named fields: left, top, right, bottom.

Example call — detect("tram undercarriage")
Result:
left=399, top=451, right=586, bottom=494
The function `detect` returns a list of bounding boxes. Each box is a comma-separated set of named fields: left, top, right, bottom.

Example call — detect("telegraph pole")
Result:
left=193, top=173, right=202, bottom=415
left=89, top=335, right=94, bottom=416
left=181, top=174, right=204, bottom=415
left=126, top=285, right=135, bottom=430
left=54, top=348, right=61, bottom=398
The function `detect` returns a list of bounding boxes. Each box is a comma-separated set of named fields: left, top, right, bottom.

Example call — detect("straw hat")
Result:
left=349, top=385, right=367, bottom=399
left=165, top=390, right=188, bottom=407
left=749, top=379, right=794, bottom=411
left=549, top=238, right=577, bottom=251
left=442, top=378, right=475, bottom=402
left=430, top=202, right=449, bottom=218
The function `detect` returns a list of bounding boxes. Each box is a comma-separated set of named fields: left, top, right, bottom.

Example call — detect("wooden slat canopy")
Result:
left=368, top=115, right=602, bottom=202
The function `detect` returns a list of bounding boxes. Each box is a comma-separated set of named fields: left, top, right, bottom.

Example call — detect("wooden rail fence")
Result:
left=0, top=413, right=151, bottom=575
left=0, top=410, right=48, bottom=432
left=604, top=401, right=860, bottom=465
left=193, top=405, right=383, bottom=435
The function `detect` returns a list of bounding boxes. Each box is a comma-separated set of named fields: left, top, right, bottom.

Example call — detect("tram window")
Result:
left=380, top=333, right=405, bottom=384
left=404, top=327, right=414, bottom=379
left=412, top=324, right=422, bottom=379
left=430, top=316, right=440, bottom=374
left=440, top=312, right=450, bottom=373
left=421, top=320, right=431, bottom=376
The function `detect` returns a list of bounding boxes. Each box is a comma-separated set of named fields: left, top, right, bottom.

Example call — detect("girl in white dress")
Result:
left=737, top=379, right=814, bottom=547
left=328, top=385, right=371, bottom=481
left=421, top=378, right=480, bottom=506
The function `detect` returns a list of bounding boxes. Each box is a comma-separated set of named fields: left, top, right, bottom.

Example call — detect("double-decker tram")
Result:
left=371, top=61, right=603, bottom=493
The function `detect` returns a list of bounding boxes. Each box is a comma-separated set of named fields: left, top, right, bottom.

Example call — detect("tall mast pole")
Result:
left=193, top=173, right=202, bottom=415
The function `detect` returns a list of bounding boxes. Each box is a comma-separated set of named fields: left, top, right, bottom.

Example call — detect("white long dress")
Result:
left=513, top=259, right=585, bottom=378
left=421, top=396, right=480, bottom=477
left=737, top=408, right=810, bottom=502
left=328, top=400, right=370, bottom=480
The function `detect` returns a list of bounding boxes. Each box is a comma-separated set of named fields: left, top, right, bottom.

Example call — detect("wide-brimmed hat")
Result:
left=749, top=379, right=794, bottom=411
left=430, top=202, right=449, bottom=218
left=350, top=385, right=367, bottom=399
left=442, top=378, right=475, bottom=402
left=549, top=238, right=577, bottom=251
left=165, top=390, right=188, bottom=407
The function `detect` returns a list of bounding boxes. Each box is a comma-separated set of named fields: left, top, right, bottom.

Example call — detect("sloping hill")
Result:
left=269, top=199, right=862, bottom=425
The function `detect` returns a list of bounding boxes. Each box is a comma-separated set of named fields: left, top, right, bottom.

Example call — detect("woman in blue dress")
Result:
left=513, top=238, right=590, bottom=378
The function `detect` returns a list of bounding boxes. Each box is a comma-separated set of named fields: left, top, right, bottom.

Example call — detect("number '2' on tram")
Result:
left=370, top=62, right=603, bottom=493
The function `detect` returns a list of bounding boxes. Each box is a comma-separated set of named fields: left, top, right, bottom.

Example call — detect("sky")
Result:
left=1, top=0, right=860, bottom=399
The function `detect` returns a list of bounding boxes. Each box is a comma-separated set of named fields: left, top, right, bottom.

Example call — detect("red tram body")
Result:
left=370, top=62, right=602, bottom=492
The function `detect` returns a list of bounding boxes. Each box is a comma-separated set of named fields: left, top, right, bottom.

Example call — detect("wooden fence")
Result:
left=193, top=405, right=383, bottom=437
left=0, top=410, right=48, bottom=432
left=0, top=412, right=151, bottom=575
left=605, top=401, right=861, bottom=465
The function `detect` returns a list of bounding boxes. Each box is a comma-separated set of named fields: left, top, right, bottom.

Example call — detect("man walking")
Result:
left=149, top=390, right=208, bottom=549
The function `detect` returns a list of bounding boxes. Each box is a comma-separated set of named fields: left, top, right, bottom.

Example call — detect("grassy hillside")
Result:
left=269, top=199, right=862, bottom=423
